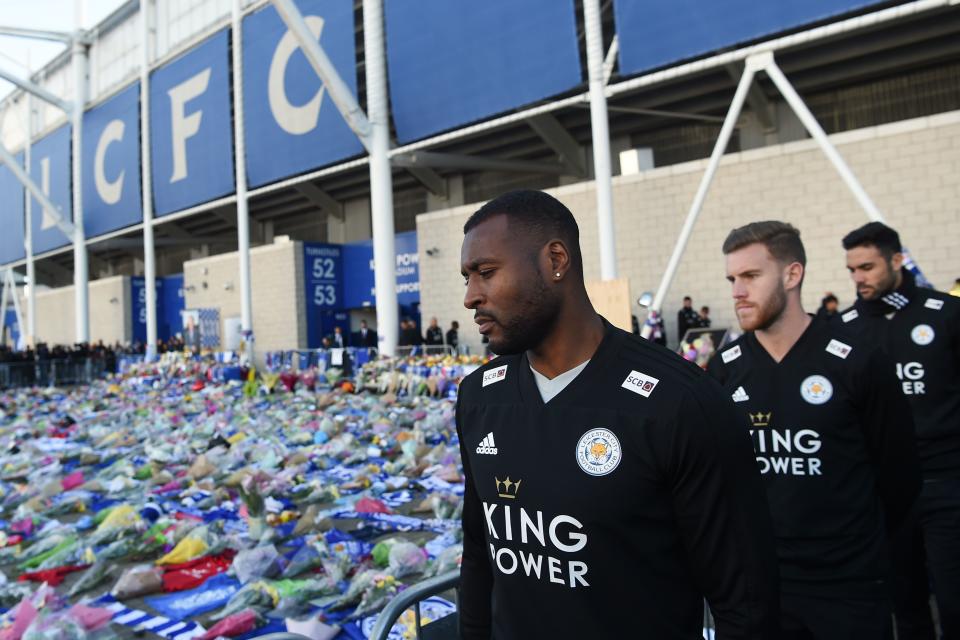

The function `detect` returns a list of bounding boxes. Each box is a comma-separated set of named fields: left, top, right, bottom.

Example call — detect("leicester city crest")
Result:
left=800, top=375, right=833, bottom=405
left=576, top=428, right=622, bottom=476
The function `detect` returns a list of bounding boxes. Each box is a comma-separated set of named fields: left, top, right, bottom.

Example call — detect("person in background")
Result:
left=677, top=296, right=700, bottom=342
left=816, top=293, right=839, bottom=322
left=356, top=320, right=378, bottom=348
left=446, top=321, right=460, bottom=351
left=425, top=317, right=444, bottom=346
left=699, top=306, right=712, bottom=328
left=332, top=325, right=346, bottom=348
left=399, top=318, right=423, bottom=347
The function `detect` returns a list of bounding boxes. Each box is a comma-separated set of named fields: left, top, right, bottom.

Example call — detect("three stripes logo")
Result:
left=476, top=432, right=498, bottom=455
left=882, top=292, right=910, bottom=310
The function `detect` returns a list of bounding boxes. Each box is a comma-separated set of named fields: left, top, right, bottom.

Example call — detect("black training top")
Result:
left=457, top=319, right=779, bottom=640
left=707, top=317, right=920, bottom=594
left=838, top=269, right=960, bottom=478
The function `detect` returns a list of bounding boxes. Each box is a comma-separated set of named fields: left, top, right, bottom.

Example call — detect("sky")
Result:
left=0, top=0, right=129, bottom=101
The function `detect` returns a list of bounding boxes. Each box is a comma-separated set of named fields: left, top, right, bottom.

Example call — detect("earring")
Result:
left=555, top=273, right=561, bottom=278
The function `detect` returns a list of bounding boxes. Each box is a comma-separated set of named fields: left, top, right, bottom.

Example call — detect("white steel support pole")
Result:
left=232, top=0, right=254, bottom=363
left=140, top=0, right=158, bottom=361
left=642, top=60, right=757, bottom=338
left=25, top=91, right=35, bottom=346
left=72, top=32, right=90, bottom=344
left=0, top=144, right=75, bottom=237
left=763, top=56, right=885, bottom=223
left=583, top=0, right=617, bottom=280
left=363, top=0, right=398, bottom=356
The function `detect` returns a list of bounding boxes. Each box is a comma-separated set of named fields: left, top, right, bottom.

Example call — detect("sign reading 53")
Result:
left=313, top=284, right=337, bottom=306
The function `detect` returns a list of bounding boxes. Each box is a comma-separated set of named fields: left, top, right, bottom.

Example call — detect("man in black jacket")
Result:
left=840, top=222, right=960, bottom=639
left=457, top=190, right=779, bottom=639
left=677, top=296, right=700, bottom=342
left=445, top=321, right=459, bottom=351
left=708, top=221, right=920, bottom=640
left=356, top=320, right=377, bottom=348
left=425, top=317, right=444, bottom=347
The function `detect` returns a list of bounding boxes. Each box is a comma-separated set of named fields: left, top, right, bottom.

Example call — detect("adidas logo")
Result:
left=731, top=386, right=749, bottom=403
left=476, top=432, right=498, bottom=455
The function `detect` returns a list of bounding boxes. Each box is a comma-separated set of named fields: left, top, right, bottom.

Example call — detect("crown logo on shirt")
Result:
left=495, top=476, right=521, bottom=499
left=748, top=412, right=772, bottom=428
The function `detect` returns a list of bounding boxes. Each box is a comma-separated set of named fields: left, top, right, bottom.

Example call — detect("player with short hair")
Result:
left=841, top=221, right=960, bottom=639
left=457, top=190, right=779, bottom=639
left=708, top=220, right=920, bottom=640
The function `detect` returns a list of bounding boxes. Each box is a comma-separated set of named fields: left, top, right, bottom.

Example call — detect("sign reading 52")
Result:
left=312, top=257, right=336, bottom=279
left=312, top=256, right=338, bottom=307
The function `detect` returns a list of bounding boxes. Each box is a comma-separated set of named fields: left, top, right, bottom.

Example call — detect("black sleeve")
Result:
left=456, top=395, right=493, bottom=640
left=705, top=352, right=727, bottom=384
left=856, top=348, right=922, bottom=531
left=666, top=380, right=779, bottom=640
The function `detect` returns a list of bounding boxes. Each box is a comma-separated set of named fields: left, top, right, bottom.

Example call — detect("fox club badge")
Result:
left=576, top=428, right=622, bottom=476
left=800, top=375, right=833, bottom=405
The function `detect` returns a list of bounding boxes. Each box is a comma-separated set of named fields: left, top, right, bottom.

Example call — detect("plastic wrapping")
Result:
left=231, top=545, right=283, bottom=584
left=111, top=564, right=164, bottom=599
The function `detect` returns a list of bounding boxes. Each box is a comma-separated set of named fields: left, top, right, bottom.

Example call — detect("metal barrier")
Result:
left=396, top=345, right=456, bottom=357
left=369, top=571, right=460, bottom=640
left=0, top=358, right=110, bottom=389
left=365, top=571, right=718, bottom=640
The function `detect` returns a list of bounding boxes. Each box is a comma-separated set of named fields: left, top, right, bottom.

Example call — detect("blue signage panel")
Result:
left=4, top=309, right=21, bottom=350
left=82, top=82, right=143, bottom=238
left=161, top=274, right=185, bottom=341
left=131, top=276, right=149, bottom=345
left=384, top=0, right=582, bottom=143
left=615, top=0, right=884, bottom=76
left=0, top=152, right=25, bottom=264
left=303, top=243, right=344, bottom=348
left=342, top=230, right=420, bottom=308
left=132, top=274, right=186, bottom=343
left=242, top=0, right=363, bottom=187
left=149, top=29, right=234, bottom=216
left=30, top=124, right=73, bottom=254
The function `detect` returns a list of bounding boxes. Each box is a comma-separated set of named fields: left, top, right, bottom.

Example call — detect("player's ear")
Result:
left=890, top=251, right=904, bottom=272
left=546, top=239, right=570, bottom=281
left=784, top=261, right=804, bottom=291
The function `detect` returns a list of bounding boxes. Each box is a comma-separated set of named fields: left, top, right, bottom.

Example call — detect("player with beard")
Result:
left=456, top=190, right=779, bottom=639
left=707, top=221, right=920, bottom=640
left=840, top=222, right=960, bottom=640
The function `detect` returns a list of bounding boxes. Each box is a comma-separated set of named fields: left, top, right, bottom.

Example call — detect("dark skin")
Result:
left=461, top=213, right=604, bottom=379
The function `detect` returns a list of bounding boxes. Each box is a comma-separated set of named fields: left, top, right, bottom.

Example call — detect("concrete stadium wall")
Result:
left=417, top=110, right=960, bottom=353
left=183, top=237, right=304, bottom=356
left=34, top=275, right=131, bottom=346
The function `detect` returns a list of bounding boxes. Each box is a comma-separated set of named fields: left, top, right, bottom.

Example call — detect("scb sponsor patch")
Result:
left=621, top=370, right=659, bottom=397
left=483, top=364, right=508, bottom=387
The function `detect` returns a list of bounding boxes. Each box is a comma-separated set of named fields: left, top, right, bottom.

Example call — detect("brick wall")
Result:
left=417, top=111, right=960, bottom=353
left=34, top=275, right=130, bottom=346
left=183, top=238, right=302, bottom=356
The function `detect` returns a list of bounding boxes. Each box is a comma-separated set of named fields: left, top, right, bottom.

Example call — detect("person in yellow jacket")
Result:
left=950, top=278, right=960, bottom=298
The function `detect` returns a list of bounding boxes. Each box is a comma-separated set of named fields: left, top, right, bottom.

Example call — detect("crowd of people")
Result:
left=0, top=336, right=191, bottom=374
left=318, top=317, right=463, bottom=352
